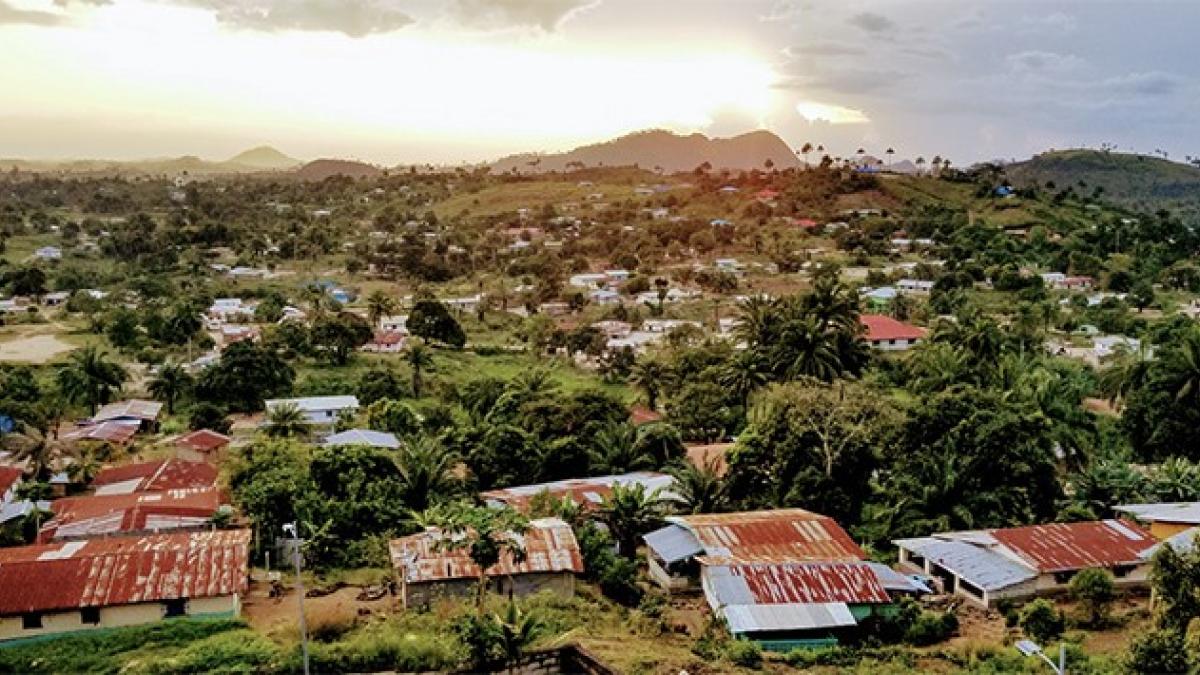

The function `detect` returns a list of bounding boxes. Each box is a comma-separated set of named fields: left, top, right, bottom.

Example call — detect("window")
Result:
left=80, top=607, right=101, bottom=625
left=163, top=599, right=187, bottom=618
left=1053, top=571, right=1077, bottom=585
left=1112, top=565, right=1135, bottom=578
left=21, top=613, right=42, bottom=629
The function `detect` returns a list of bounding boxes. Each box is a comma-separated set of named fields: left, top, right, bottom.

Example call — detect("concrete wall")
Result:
left=0, top=594, right=238, bottom=642
left=647, top=556, right=693, bottom=593
left=1150, top=521, right=1196, bottom=540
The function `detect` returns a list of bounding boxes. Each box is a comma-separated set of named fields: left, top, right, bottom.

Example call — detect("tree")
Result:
left=1069, top=568, right=1115, bottom=627
left=405, top=341, right=435, bottom=398
left=718, top=349, right=768, bottom=410
left=0, top=423, right=68, bottom=479
left=1129, top=279, right=1156, bottom=312
left=1018, top=599, right=1064, bottom=644
left=430, top=503, right=530, bottom=610
left=364, top=398, right=422, bottom=436
left=310, top=312, right=373, bottom=365
left=365, top=290, right=397, bottom=327
left=493, top=602, right=547, bottom=673
left=147, top=362, right=192, bottom=415
left=263, top=402, right=308, bottom=438
left=408, top=300, right=466, bottom=347
left=188, top=402, right=231, bottom=434
left=666, top=457, right=727, bottom=514
left=55, top=346, right=127, bottom=416
left=589, top=423, right=654, bottom=474
left=356, top=367, right=407, bottom=405
left=597, top=482, right=667, bottom=559
left=628, top=358, right=671, bottom=411
left=195, top=341, right=294, bottom=412
left=395, top=435, right=458, bottom=512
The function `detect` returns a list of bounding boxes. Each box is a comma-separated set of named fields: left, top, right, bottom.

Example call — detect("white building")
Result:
left=265, top=396, right=359, bottom=426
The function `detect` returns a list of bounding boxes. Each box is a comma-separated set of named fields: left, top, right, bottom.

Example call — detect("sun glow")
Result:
left=795, top=100, right=870, bottom=125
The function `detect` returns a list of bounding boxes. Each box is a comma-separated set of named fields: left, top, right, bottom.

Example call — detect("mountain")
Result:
left=1006, top=149, right=1200, bottom=220
left=226, top=146, right=301, bottom=170
left=490, top=129, right=801, bottom=174
left=295, top=158, right=383, bottom=181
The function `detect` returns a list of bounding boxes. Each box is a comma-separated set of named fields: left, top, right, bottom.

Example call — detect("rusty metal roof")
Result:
left=655, top=509, right=865, bottom=564
left=860, top=315, right=927, bottom=342
left=63, top=421, right=139, bottom=445
left=93, top=459, right=219, bottom=495
left=0, top=530, right=250, bottom=615
left=92, top=399, right=163, bottom=423
left=174, top=430, right=232, bottom=454
left=0, top=467, right=22, bottom=497
left=703, top=562, right=892, bottom=606
left=39, top=488, right=222, bottom=541
left=389, top=517, right=584, bottom=583
left=481, top=472, right=675, bottom=513
left=990, top=519, right=1155, bottom=572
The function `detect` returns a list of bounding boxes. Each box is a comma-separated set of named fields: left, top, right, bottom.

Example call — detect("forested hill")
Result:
left=1006, top=149, right=1200, bottom=221
left=490, top=129, right=801, bottom=174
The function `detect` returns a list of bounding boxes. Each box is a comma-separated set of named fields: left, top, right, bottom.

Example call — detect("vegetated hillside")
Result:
left=1006, top=149, right=1200, bottom=221
left=490, top=129, right=801, bottom=174
left=294, top=158, right=383, bottom=180
left=226, top=146, right=301, bottom=170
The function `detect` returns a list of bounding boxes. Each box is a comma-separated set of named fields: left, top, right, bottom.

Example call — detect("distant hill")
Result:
left=226, top=146, right=301, bottom=170
left=295, top=158, right=383, bottom=181
left=1006, top=149, right=1200, bottom=220
left=490, top=129, right=801, bottom=174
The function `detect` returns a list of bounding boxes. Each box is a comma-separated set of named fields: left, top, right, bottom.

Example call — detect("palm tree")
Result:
left=494, top=602, right=548, bottom=674
left=629, top=359, right=671, bottom=411
left=395, top=435, right=458, bottom=512
left=1097, top=341, right=1152, bottom=410
left=67, top=448, right=101, bottom=485
left=598, top=482, right=667, bottom=558
left=365, top=290, right=397, bottom=328
left=405, top=341, right=435, bottom=398
left=799, top=142, right=814, bottom=167
left=776, top=316, right=842, bottom=381
left=719, top=350, right=768, bottom=410
left=1161, top=330, right=1200, bottom=405
left=589, top=424, right=653, bottom=474
left=734, top=295, right=779, bottom=348
left=915, top=156, right=926, bottom=174
left=55, top=346, right=127, bottom=416
left=432, top=504, right=529, bottom=611
left=263, top=402, right=308, bottom=438
left=147, top=362, right=192, bottom=415
left=885, top=147, right=896, bottom=165
left=666, top=458, right=727, bottom=514
left=1, top=424, right=69, bottom=480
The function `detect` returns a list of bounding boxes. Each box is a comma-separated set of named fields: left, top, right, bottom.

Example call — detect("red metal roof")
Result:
left=175, top=430, right=232, bottom=454
left=481, top=473, right=674, bottom=513
left=369, top=331, right=406, bottom=346
left=0, top=530, right=250, bottom=615
left=722, top=562, right=891, bottom=605
left=990, top=520, right=1156, bottom=573
left=63, top=422, right=139, bottom=445
left=681, top=509, right=865, bottom=563
left=389, top=517, right=584, bottom=584
left=93, top=459, right=219, bottom=493
left=860, top=314, right=927, bottom=342
left=630, top=406, right=663, bottom=426
left=39, top=488, right=222, bottom=541
left=0, top=466, right=22, bottom=497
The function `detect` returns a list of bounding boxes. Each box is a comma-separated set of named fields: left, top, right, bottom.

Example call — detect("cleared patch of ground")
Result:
left=0, top=330, right=76, bottom=363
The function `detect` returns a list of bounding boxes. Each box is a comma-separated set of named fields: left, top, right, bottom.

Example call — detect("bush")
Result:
left=1018, top=599, right=1065, bottom=644
left=904, top=611, right=958, bottom=646
left=306, top=624, right=463, bottom=674
left=305, top=603, right=358, bottom=642
left=725, top=640, right=762, bottom=669
left=1126, top=628, right=1188, bottom=674
left=1068, top=568, right=1115, bottom=627
left=146, top=630, right=281, bottom=674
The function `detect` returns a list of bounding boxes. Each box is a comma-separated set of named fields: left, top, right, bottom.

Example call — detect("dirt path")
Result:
left=0, top=328, right=77, bottom=364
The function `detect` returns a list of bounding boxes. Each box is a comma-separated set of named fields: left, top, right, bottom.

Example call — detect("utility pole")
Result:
left=284, top=522, right=310, bottom=675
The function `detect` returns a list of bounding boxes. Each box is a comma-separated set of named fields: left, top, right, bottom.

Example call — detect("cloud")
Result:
left=783, top=42, right=866, bottom=58
left=0, top=0, right=65, bottom=26
left=52, top=0, right=111, bottom=5
left=1006, top=50, right=1085, bottom=75
left=795, top=100, right=870, bottom=125
left=169, top=0, right=415, bottom=37
left=1020, top=11, right=1076, bottom=33
left=1101, top=71, right=1185, bottom=97
left=776, top=67, right=908, bottom=95
left=847, top=11, right=894, bottom=34
left=445, top=0, right=600, bottom=31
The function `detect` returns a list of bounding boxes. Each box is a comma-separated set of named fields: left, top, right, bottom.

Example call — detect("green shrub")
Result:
left=725, top=640, right=762, bottom=669
left=1126, top=628, right=1188, bottom=674
left=904, top=611, right=958, bottom=646
left=305, top=625, right=463, bottom=674
left=1068, top=568, right=1115, bottom=627
left=146, top=630, right=281, bottom=674
left=1018, top=599, right=1065, bottom=644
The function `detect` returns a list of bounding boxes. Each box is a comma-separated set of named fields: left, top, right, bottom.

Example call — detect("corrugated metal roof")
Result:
left=722, top=602, right=857, bottom=633
left=991, top=520, right=1155, bottom=572
left=0, top=530, right=250, bottom=615
left=265, top=396, right=359, bottom=413
left=175, top=430, right=232, bottom=453
left=93, top=459, right=218, bottom=495
left=1116, top=502, right=1200, bottom=525
left=388, top=517, right=583, bottom=583
left=93, top=399, right=163, bottom=423
left=703, top=562, right=891, bottom=606
left=63, top=421, right=139, bottom=445
left=865, top=562, right=931, bottom=594
left=893, top=536, right=1037, bottom=591
left=481, top=472, right=675, bottom=513
left=40, top=488, right=222, bottom=541
left=323, top=429, right=400, bottom=449
left=669, top=509, right=865, bottom=563
left=0, top=466, right=22, bottom=497
left=644, top=524, right=705, bottom=564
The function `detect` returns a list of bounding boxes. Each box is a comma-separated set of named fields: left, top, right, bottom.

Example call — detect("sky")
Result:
left=1, top=0, right=1198, bottom=166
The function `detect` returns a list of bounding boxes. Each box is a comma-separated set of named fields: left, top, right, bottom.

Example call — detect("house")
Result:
left=0, top=467, right=31, bottom=525
left=1115, top=502, right=1200, bottom=540
left=220, top=325, right=259, bottom=346
left=702, top=561, right=921, bottom=651
left=388, top=517, right=584, bottom=608
left=38, top=488, right=224, bottom=542
left=715, top=258, right=746, bottom=275
left=1040, top=272, right=1067, bottom=288
left=604, top=269, right=631, bottom=284
left=42, top=291, right=70, bottom=307
left=92, top=399, right=163, bottom=431
left=569, top=273, right=608, bottom=289
left=34, top=246, right=62, bottom=261
left=264, top=396, right=359, bottom=426
left=92, top=459, right=219, bottom=496
left=323, top=429, right=400, bottom=449
left=1064, top=276, right=1094, bottom=291
left=896, top=279, right=934, bottom=296
left=859, top=315, right=927, bottom=351
left=362, top=331, right=407, bottom=353
left=173, top=429, right=232, bottom=463
left=643, top=319, right=702, bottom=333
left=643, top=509, right=866, bottom=592
left=0, top=299, right=26, bottom=314
left=62, top=421, right=139, bottom=446
left=380, top=315, right=408, bottom=333
left=589, top=289, right=622, bottom=305
left=1093, top=336, right=1142, bottom=361
left=0, top=530, right=250, bottom=641
left=538, top=302, right=571, bottom=316
left=894, top=519, right=1157, bottom=608
left=207, top=298, right=255, bottom=324
left=481, top=472, right=676, bottom=513
left=592, top=320, right=632, bottom=337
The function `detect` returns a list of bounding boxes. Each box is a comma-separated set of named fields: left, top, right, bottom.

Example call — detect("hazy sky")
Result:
left=2, top=0, right=1198, bottom=165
